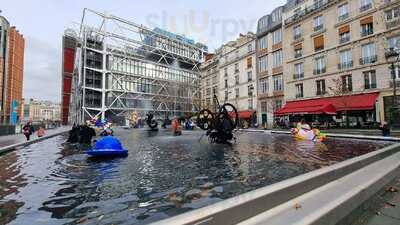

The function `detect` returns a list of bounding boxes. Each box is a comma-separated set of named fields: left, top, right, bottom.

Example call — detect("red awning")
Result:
left=275, top=102, right=336, bottom=115
left=233, top=110, right=255, bottom=119
left=275, top=92, right=379, bottom=116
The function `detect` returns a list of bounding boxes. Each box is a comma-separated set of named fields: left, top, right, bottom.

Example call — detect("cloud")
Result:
left=23, top=36, right=61, bottom=103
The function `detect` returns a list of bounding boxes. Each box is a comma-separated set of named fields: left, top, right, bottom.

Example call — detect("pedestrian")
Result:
left=379, top=121, right=391, bottom=137
left=22, top=122, right=35, bottom=141
left=37, top=126, right=46, bottom=138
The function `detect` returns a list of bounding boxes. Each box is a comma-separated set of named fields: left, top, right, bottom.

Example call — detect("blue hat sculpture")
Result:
left=86, top=136, right=128, bottom=158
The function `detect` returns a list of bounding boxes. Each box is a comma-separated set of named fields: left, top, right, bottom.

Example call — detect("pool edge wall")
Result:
left=150, top=140, right=400, bottom=225
left=0, top=130, right=70, bottom=155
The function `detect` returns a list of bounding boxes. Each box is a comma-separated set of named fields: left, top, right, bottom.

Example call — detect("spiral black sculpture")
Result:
left=197, top=95, right=239, bottom=144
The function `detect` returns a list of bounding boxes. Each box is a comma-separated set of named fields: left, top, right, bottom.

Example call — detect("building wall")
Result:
left=282, top=0, right=400, bottom=123
left=61, top=33, right=77, bottom=125
left=256, top=6, right=285, bottom=128
left=219, top=36, right=257, bottom=114
left=3, top=27, right=24, bottom=124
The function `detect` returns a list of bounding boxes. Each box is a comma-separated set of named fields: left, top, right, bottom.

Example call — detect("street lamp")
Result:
left=385, top=47, right=400, bottom=127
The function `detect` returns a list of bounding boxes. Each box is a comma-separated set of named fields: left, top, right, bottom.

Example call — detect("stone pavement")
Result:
left=351, top=177, right=400, bottom=225
left=0, top=126, right=71, bottom=148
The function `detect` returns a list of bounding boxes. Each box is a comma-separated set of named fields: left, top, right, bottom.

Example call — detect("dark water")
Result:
left=0, top=129, right=393, bottom=225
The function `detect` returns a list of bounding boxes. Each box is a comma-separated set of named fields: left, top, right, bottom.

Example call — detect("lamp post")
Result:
left=385, top=48, right=399, bottom=127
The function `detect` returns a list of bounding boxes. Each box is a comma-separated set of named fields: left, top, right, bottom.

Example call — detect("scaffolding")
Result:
left=69, top=8, right=206, bottom=125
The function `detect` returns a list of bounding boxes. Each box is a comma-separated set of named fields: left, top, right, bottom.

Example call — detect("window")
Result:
left=235, top=75, right=239, bottom=85
left=248, top=43, right=253, bottom=53
left=272, top=9, right=282, bottom=22
left=272, top=50, right=283, bottom=68
left=293, top=25, right=302, bottom=40
left=261, top=101, right=268, bottom=112
left=235, top=63, right=239, bottom=73
left=294, top=43, right=302, bottom=58
left=338, top=3, right=349, bottom=21
left=260, top=77, right=269, bottom=94
left=339, top=25, right=350, bottom=44
left=391, top=65, right=400, bottom=79
left=248, top=85, right=254, bottom=96
left=248, top=98, right=253, bottom=110
left=272, top=29, right=282, bottom=45
left=247, top=57, right=252, bottom=69
left=274, top=99, right=283, bottom=112
left=385, top=6, right=400, bottom=22
left=314, top=15, right=324, bottom=32
left=295, top=83, right=304, bottom=98
left=388, top=35, right=400, bottom=50
left=361, top=43, right=377, bottom=64
left=314, top=35, right=324, bottom=51
left=314, top=56, right=326, bottom=74
left=225, top=90, right=229, bottom=101
left=360, top=16, right=373, bottom=37
left=364, top=70, right=377, bottom=89
left=360, top=0, right=372, bottom=12
left=342, top=75, right=353, bottom=92
left=225, top=79, right=228, bottom=88
left=258, top=36, right=268, bottom=50
left=224, top=68, right=228, bottom=77
left=294, top=63, right=304, bottom=79
left=273, top=75, right=283, bottom=91
left=316, top=79, right=326, bottom=95
left=339, top=49, right=353, bottom=69
left=235, top=88, right=239, bottom=98
left=294, top=48, right=303, bottom=58
left=259, top=56, right=268, bottom=73
left=247, top=71, right=252, bottom=82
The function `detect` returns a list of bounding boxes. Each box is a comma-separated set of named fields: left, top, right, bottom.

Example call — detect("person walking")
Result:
left=37, top=126, right=46, bottom=138
left=22, top=122, right=35, bottom=141
left=379, top=121, right=391, bottom=137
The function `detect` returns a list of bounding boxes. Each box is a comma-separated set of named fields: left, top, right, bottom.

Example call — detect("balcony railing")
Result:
left=338, top=13, right=349, bottom=21
left=339, top=35, right=350, bottom=44
left=295, top=93, right=304, bottom=99
left=360, top=3, right=372, bottom=12
left=338, top=61, right=353, bottom=70
left=365, top=83, right=377, bottom=89
left=359, top=55, right=377, bottom=65
left=361, top=29, right=373, bottom=37
left=313, top=68, right=326, bottom=75
left=294, top=52, right=303, bottom=58
left=389, top=80, right=400, bottom=88
left=316, top=90, right=327, bottom=96
left=293, top=73, right=304, bottom=80
left=386, top=18, right=400, bottom=29
left=294, top=34, right=302, bottom=40
left=314, top=24, right=324, bottom=32
left=284, top=0, right=329, bottom=25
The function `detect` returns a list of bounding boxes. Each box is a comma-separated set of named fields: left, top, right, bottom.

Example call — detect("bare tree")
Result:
left=329, top=78, right=351, bottom=128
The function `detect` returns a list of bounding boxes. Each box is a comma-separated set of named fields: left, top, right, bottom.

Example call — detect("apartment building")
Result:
left=219, top=33, right=258, bottom=126
left=200, top=53, right=219, bottom=110
left=278, top=0, right=400, bottom=127
left=0, top=14, right=25, bottom=125
left=200, top=33, right=258, bottom=126
left=256, top=6, right=285, bottom=128
left=22, top=99, right=61, bottom=122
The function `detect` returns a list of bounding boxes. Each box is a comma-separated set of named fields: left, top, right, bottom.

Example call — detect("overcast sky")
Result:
left=1, top=0, right=285, bottom=103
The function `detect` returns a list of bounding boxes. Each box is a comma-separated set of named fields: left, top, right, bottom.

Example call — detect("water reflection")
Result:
left=0, top=129, right=392, bottom=225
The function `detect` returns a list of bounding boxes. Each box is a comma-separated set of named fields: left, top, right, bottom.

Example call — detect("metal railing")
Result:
left=360, top=3, right=372, bottom=12
left=340, top=35, right=350, bottom=44
left=338, top=61, right=353, bottom=70
left=313, top=68, right=326, bottom=75
left=359, top=55, right=377, bottom=65
left=293, top=73, right=304, bottom=80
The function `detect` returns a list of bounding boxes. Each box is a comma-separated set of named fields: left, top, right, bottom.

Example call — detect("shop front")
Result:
left=275, top=92, right=379, bottom=129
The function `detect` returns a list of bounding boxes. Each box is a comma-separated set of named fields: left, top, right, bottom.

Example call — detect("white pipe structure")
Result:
left=69, top=8, right=206, bottom=124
